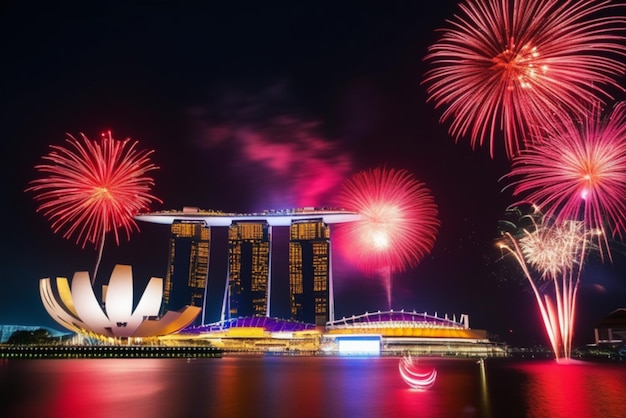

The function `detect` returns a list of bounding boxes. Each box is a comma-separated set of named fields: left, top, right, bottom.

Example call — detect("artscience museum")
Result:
left=40, top=264, right=201, bottom=341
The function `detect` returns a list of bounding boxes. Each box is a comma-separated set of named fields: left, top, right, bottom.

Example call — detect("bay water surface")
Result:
left=1, top=356, right=625, bottom=418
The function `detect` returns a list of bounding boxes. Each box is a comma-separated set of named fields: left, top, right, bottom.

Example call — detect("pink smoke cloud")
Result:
left=191, top=99, right=352, bottom=210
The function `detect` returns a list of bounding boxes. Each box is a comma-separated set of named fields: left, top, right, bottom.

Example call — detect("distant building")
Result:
left=227, top=221, right=271, bottom=318
left=594, top=308, right=626, bottom=345
left=289, top=219, right=331, bottom=326
left=0, top=325, right=70, bottom=343
left=163, top=220, right=210, bottom=323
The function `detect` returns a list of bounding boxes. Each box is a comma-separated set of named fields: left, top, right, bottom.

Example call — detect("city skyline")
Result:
left=3, top=1, right=626, bottom=348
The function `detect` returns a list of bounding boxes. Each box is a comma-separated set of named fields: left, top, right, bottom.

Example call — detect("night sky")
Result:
left=2, top=1, right=626, bottom=347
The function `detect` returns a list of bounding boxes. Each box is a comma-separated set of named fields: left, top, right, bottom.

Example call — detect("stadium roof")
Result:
left=327, top=310, right=469, bottom=329
left=184, top=317, right=317, bottom=333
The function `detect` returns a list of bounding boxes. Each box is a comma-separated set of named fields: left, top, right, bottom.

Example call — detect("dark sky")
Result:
left=2, top=1, right=625, bottom=347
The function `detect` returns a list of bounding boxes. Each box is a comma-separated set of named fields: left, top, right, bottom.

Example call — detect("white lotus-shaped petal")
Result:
left=40, top=264, right=200, bottom=338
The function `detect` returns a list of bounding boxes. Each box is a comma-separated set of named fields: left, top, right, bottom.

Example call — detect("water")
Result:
left=1, top=356, right=625, bottom=418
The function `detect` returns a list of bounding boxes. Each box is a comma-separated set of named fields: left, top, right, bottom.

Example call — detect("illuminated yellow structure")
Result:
left=321, top=310, right=504, bottom=356
left=40, top=264, right=201, bottom=340
left=228, top=221, right=271, bottom=318
left=289, top=219, right=331, bottom=326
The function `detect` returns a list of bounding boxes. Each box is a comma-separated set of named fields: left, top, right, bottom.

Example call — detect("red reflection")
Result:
left=515, top=360, right=626, bottom=417
left=48, top=359, right=168, bottom=418
left=53, top=366, right=101, bottom=418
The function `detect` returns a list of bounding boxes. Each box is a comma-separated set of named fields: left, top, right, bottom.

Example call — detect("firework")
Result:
left=333, top=167, right=439, bottom=307
left=27, top=131, right=161, bottom=281
left=423, top=0, right=626, bottom=159
left=334, top=167, right=439, bottom=272
left=505, top=102, right=626, bottom=256
left=498, top=208, right=592, bottom=361
left=520, top=220, right=587, bottom=279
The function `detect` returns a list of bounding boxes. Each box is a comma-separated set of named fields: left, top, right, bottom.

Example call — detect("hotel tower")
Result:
left=227, top=221, right=271, bottom=319
left=162, top=220, right=210, bottom=324
left=289, top=219, right=331, bottom=326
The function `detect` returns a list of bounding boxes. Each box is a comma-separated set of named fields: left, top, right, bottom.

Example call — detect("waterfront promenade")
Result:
left=0, top=345, right=223, bottom=359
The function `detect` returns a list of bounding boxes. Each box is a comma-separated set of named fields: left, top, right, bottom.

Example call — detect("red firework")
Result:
left=333, top=167, right=440, bottom=273
left=505, top=102, right=626, bottom=255
left=27, top=131, right=161, bottom=279
left=423, top=0, right=626, bottom=159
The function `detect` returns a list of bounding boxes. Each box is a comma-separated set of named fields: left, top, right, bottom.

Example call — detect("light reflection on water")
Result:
left=1, top=356, right=625, bottom=418
left=510, top=360, right=626, bottom=418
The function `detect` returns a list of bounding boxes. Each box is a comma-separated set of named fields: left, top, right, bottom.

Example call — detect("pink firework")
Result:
left=423, top=0, right=626, bottom=159
left=505, top=102, right=626, bottom=256
left=27, top=131, right=161, bottom=281
left=499, top=211, right=592, bottom=361
left=334, top=167, right=440, bottom=274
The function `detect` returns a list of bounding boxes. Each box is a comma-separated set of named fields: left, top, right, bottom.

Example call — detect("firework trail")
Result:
left=334, top=166, right=440, bottom=309
left=423, top=0, right=626, bottom=159
left=27, top=131, right=161, bottom=282
left=498, top=207, right=593, bottom=361
left=505, top=102, right=626, bottom=258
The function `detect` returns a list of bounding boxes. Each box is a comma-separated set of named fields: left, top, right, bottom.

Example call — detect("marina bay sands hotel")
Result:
left=135, top=207, right=360, bottom=327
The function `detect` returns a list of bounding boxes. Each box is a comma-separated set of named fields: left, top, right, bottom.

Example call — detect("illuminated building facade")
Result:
left=136, top=208, right=360, bottom=325
left=227, top=221, right=271, bottom=318
left=289, top=219, right=331, bottom=326
left=163, top=220, right=210, bottom=324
